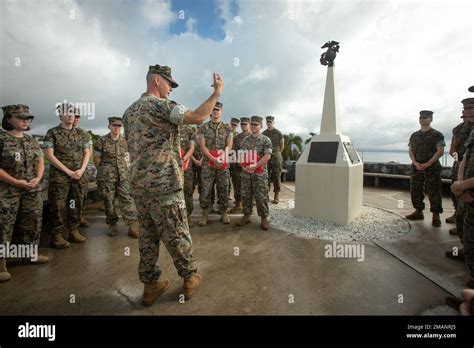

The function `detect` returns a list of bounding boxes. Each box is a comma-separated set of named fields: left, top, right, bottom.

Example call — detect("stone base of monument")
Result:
left=295, top=134, right=363, bottom=225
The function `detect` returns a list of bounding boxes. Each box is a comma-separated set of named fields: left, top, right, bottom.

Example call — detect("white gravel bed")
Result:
left=268, top=200, right=410, bottom=242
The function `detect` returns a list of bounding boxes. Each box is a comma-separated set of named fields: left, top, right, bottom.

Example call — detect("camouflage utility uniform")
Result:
left=408, top=128, right=445, bottom=213
left=123, top=93, right=197, bottom=283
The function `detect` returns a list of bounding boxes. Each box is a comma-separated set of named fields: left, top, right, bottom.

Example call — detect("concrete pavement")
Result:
left=0, top=184, right=462, bottom=315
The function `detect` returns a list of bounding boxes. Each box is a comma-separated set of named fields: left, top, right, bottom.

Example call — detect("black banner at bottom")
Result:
left=0, top=315, right=473, bottom=346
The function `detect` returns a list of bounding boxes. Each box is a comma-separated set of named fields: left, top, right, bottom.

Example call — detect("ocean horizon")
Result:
left=358, top=149, right=454, bottom=167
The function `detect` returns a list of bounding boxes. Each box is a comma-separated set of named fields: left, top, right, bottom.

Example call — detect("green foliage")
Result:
left=282, top=133, right=303, bottom=161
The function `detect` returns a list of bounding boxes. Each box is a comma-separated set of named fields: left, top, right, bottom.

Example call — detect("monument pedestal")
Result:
left=294, top=65, right=363, bottom=225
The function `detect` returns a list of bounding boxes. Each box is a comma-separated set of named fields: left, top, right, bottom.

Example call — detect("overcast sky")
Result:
left=0, top=0, right=473, bottom=150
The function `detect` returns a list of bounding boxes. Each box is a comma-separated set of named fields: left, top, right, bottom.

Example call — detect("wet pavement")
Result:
left=0, top=183, right=464, bottom=315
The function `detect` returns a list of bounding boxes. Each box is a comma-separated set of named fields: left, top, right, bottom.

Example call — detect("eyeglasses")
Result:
left=111, top=124, right=122, bottom=128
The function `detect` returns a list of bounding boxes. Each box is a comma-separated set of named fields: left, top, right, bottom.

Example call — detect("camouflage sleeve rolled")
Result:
left=32, top=138, right=44, bottom=158
left=408, top=133, right=414, bottom=147
left=160, top=100, right=189, bottom=126
left=436, top=131, right=446, bottom=147
left=82, top=130, right=92, bottom=149
left=42, top=129, right=55, bottom=149
left=93, top=136, right=103, bottom=157
left=263, top=136, right=273, bottom=155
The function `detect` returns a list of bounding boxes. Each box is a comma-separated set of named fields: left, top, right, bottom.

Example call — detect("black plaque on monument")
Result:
left=308, top=142, right=339, bottom=163
left=343, top=142, right=360, bottom=164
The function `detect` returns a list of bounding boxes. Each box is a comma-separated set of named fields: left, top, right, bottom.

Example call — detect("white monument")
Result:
left=294, top=41, right=363, bottom=225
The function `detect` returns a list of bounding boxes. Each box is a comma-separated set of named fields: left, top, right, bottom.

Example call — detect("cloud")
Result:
left=0, top=0, right=472, bottom=154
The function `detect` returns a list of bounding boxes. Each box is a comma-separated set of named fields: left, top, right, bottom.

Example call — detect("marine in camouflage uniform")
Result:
left=262, top=115, right=284, bottom=204
left=191, top=125, right=203, bottom=196
left=198, top=101, right=233, bottom=226
left=43, top=103, right=91, bottom=248
left=229, top=117, right=250, bottom=213
left=452, top=98, right=474, bottom=288
left=447, top=117, right=473, bottom=238
left=123, top=64, right=220, bottom=304
left=406, top=110, right=445, bottom=227
left=0, top=105, right=49, bottom=283
left=94, top=117, right=139, bottom=238
left=229, top=117, right=241, bottom=211
left=179, top=124, right=196, bottom=226
left=237, top=116, right=272, bottom=230
left=73, top=107, right=93, bottom=228
left=445, top=98, right=474, bottom=261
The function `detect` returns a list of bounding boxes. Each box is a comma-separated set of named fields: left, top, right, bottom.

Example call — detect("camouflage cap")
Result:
left=250, top=115, right=263, bottom=124
left=148, top=64, right=178, bottom=88
left=1, top=104, right=34, bottom=120
left=240, top=117, right=250, bottom=124
left=214, top=101, right=223, bottom=109
left=231, top=117, right=240, bottom=125
left=108, top=116, right=123, bottom=124
left=462, top=98, right=474, bottom=109
left=56, top=102, right=76, bottom=116
left=468, top=86, right=474, bottom=93
left=419, top=110, right=433, bottom=117
left=266, top=115, right=275, bottom=122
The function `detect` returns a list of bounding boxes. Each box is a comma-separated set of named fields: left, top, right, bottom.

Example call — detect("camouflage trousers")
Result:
left=267, top=152, right=282, bottom=194
left=456, top=200, right=465, bottom=241
left=410, top=168, right=443, bottom=213
left=241, top=171, right=269, bottom=218
left=80, top=183, right=89, bottom=220
left=463, top=203, right=474, bottom=272
left=200, top=164, right=230, bottom=212
left=0, top=188, right=42, bottom=246
left=192, top=164, right=202, bottom=195
left=99, top=180, right=138, bottom=226
left=131, top=190, right=197, bottom=283
left=450, top=161, right=460, bottom=210
left=183, top=167, right=194, bottom=216
left=48, top=179, right=85, bottom=234
left=230, top=165, right=242, bottom=203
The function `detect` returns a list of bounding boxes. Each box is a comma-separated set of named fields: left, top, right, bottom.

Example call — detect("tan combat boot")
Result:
left=445, top=213, right=456, bottom=224
left=128, top=222, right=140, bottom=238
left=221, top=212, right=230, bottom=224
left=0, top=259, right=11, bottom=283
left=237, top=214, right=251, bottom=226
left=261, top=217, right=269, bottom=230
left=229, top=201, right=242, bottom=214
left=432, top=213, right=441, bottom=227
left=199, top=208, right=209, bottom=226
left=142, top=279, right=171, bottom=306
left=183, top=273, right=202, bottom=300
left=79, top=218, right=91, bottom=227
left=69, top=228, right=86, bottom=243
left=108, top=224, right=118, bottom=237
left=272, top=193, right=280, bottom=204
left=405, top=209, right=424, bottom=220
left=50, top=233, right=70, bottom=249
left=22, top=254, right=49, bottom=265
